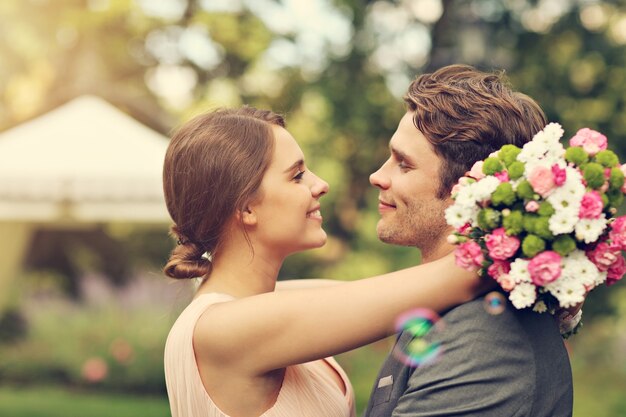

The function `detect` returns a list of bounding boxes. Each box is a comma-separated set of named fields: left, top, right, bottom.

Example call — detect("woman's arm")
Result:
left=195, top=254, right=488, bottom=375
left=275, top=278, right=342, bottom=290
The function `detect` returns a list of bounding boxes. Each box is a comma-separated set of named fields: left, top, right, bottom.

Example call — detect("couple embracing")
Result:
left=163, top=65, right=574, bottom=417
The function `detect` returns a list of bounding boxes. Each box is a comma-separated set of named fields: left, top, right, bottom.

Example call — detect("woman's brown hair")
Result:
left=162, top=106, right=285, bottom=279
left=404, top=64, right=547, bottom=198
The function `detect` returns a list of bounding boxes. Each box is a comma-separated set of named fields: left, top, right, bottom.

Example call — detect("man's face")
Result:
left=370, top=112, right=452, bottom=254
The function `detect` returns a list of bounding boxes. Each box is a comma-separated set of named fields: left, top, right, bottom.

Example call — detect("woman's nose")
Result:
left=311, top=173, right=329, bottom=197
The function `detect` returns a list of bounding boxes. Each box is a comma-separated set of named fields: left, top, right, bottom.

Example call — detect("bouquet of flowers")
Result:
left=445, top=123, right=626, bottom=320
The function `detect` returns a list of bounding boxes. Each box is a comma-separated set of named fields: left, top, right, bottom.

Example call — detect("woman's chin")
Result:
left=300, top=232, right=328, bottom=252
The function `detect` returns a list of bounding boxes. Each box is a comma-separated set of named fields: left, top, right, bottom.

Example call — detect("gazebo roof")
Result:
left=0, top=95, right=171, bottom=222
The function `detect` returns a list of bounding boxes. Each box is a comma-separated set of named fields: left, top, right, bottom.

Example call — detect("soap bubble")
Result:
left=393, top=308, right=443, bottom=367
left=484, top=292, right=506, bottom=315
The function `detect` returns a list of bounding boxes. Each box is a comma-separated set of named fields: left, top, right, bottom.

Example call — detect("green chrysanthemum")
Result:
left=507, top=161, right=525, bottom=180
left=523, top=214, right=537, bottom=234
left=522, top=234, right=546, bottom=258
left=499, top=145, right=522, bottom=166
left=491, top=182, right=516, bottom=206
left=477, top=208, right=501, bottom=231
left=583, top=162, right=606, bottom=190
left=516, top=180, right=537, bottom=200
left=537, top=201, right=555, bottom=217
left=595, top=150, right=619, bottom=168
left=609, top=167, right=624, bottom=191
left=534, top=216, right=553, bottom=240
left=552, top=235, right=576, bottom=256
left=502, top=210, right=523, bottom=235
left=483, top=157, right=504, bottom=175
left=565, top=146, right=589, bottom=166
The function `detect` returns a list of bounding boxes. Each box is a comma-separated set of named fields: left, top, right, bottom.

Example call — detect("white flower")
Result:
left=518, top=123, right=564, bottom=164
left=455, top=184, right=480, bottom=208
left=510, top=258, right=532, bottom=283
left=575, top=216, right=607, bottom=243
left=519, top=141, right=548, bottom=165
left=564, top=165, right=583, bottom=183
left=542, top=123, right=565, bottom=141
left=445, top=203, right=477, bottom=229
left=545, top=142, right=566, bottom=160
left=531, top=131, right=554, bottom=149
left=548, top=278, right=586, bottom=308
left=472, top=176, right=500, bottom=202
left=547, top=178, right=584, bottom=211
left=548, top=208, right=579, bottom=235
left=566, top=249, right=588, bottom=262
left=561, top=250, right=600, bottom=288
left=595, top=271, right=608, bottom=287
left=509, top=282, right=537, bottom=309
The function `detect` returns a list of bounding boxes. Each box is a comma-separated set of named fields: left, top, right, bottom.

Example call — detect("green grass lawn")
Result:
left=0, top=386, right=170, bottom=417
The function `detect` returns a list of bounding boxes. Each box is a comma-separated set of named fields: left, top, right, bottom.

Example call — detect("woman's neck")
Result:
left=196, top=242, right=284, bottom=299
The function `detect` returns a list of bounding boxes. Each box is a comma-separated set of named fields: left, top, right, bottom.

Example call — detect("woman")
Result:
left=163, top=106, right=486, bottom=417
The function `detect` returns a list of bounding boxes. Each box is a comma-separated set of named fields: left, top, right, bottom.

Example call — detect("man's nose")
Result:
left=370, top=162, right=390, bottom=190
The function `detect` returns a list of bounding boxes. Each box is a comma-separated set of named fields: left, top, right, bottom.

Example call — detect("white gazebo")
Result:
left=0, top=95, right=172, bottom=308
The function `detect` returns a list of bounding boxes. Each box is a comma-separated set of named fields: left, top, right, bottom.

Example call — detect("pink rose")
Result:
left=609, top=216, right=626, bottom=250
left=497, top=274, right=516, bottom=292
left=455, top=241, right=484, bottom=271
left=487, top=260, right=511, bottom=279
left=607, top=255, right=626, bottom=286
left=456, top=223, right=472, bottom=235
left=579, top=191, right=604, bottom=219
left=569, top=128, right=608, bottom=156
left=525, top=201, right=540, bottom=212
left=485, top=255, right=515, bottom=293
left=467, top=161, right=485, bottom=180
left=551, top=164, right=567, bottom=186
left=528, top=251, right=562, bottom=286
left=586, top=241, right=620, bottom=272
left=528, top=166, right=556, bottom=197
left=494, top=170, right=509, bottom=182
left=485, top=227, right=521, bottom=260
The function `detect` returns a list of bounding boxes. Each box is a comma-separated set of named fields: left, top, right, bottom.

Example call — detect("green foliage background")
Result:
left=1, top=0, right=626, bottom=415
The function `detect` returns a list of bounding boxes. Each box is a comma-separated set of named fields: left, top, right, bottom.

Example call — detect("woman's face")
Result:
left=248, top=125, right=329, bottom=256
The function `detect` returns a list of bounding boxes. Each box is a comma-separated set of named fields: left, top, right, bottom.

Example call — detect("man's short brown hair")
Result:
left=404, top=64, right=546, bottom=198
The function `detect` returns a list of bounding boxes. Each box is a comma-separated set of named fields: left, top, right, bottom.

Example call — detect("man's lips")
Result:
left=378, top=200, right=396, bottom=211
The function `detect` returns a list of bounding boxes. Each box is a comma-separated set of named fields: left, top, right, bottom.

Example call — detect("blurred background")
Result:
left=1, top=0, right=626, bottom=415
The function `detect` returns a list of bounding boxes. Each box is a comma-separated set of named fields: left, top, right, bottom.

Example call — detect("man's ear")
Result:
left=240, top=205, right=257, bottom=226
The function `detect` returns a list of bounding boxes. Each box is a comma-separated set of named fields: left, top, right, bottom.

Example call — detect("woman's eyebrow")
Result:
left=283, top=159, right=304, bottom=173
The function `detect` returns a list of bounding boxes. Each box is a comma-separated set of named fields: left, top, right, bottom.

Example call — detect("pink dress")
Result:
left=164, top=293, right=356, bottom=417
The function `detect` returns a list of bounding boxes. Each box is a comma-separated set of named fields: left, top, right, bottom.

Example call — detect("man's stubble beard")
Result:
left=377, top=199, right=450, bottom=252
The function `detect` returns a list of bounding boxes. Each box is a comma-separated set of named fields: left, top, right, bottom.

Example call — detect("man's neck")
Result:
left=420, top=238, right=455, bottom=264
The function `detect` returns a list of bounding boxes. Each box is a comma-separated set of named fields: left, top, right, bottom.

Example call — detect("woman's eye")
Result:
left=293, top=170, right=305, bottom=182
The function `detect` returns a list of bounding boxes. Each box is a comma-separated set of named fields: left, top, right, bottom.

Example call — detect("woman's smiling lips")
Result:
left=306, top=206, right=323, bottom=220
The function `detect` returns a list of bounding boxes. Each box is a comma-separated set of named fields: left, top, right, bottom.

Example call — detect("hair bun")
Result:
left=164, top=226, right=212, bottom=279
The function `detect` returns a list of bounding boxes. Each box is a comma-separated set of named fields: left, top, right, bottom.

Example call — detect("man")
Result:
left=363, top=65, right=573, bottom=417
